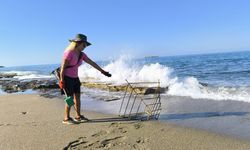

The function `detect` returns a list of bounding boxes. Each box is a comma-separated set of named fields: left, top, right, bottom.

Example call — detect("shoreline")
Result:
left=1, top=94, right=250, bottom=150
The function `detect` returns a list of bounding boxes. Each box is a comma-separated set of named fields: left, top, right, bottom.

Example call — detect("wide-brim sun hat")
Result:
left=69, top=34, right=91, bottom=46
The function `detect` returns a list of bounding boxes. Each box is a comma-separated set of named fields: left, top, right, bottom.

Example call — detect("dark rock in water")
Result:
left=33, top=80, right=59, bottom=89
left=199, top=82, right=208, bottom=87
left=81, top=82, right=167, bottom=95
left=0, top=73, right=17, bottom=79
left=0, top=78, right=59, bottom=93
left=0, top=76, right=167, bottom=95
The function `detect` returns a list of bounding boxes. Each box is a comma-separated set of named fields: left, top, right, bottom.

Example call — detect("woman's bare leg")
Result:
left=74, top=93, right=81, bottom=117
left=64, top=104, right=71, bottom=120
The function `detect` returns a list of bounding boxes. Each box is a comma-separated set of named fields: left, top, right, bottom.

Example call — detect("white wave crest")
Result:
left=1, top=71, right=53, bottom=80
left=168, top=77, right=250, bottom=102
left=14, top=74, right=53, bottom=80
left=78, top=55, right=175, bottom=87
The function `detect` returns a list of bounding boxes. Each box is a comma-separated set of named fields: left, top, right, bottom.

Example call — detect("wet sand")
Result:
left=1, top=94, right=250, bottom=150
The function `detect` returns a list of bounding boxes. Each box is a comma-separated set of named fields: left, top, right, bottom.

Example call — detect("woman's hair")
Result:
left=65, top=41, right=78, bottom=51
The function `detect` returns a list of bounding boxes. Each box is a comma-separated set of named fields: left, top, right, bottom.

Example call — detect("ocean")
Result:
left=1, top=51, right=250, bottom=102
left=2, top=51, right=250, bottom=138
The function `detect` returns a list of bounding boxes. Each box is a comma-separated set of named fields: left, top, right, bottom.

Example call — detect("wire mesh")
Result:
left=119, top=80, right=162, bottom=120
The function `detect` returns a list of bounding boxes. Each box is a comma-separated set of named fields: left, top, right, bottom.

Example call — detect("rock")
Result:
left=81, top=82, right=167, bottom=95
left=0, top=76, right=167, bottom=95
left=0, top=73, right=17, bottom=78
left=0, top=78, right=59, bottom=93
left=33, top=80, right=59, bottom=89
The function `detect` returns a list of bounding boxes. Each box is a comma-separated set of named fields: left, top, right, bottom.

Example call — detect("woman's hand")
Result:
left=59, top=80, right=64, bottom=89
left=101, top=71, right=112, bottom=77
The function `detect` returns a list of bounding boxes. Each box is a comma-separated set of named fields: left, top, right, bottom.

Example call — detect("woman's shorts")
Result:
left=63, top=76, right=81, bottom=96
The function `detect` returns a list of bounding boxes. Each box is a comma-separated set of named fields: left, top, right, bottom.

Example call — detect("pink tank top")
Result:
left=63, top=50, right=88, bottom=78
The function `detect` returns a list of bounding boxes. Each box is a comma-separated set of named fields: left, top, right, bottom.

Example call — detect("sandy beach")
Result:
left=1, top=94, right=250, bottom=150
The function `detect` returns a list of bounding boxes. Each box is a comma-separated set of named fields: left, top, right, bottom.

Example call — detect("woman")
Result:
left=59, top=33, right=111, bottom=124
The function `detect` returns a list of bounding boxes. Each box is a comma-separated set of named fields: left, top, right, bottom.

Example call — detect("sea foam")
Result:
left=2, top=71, right=53, bottom=80
left=78, top=55, right=175, bottom=86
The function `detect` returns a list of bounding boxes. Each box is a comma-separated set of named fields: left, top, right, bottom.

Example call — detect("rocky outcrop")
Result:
left=0, top=73, right=167, bottom=95
left=81, top=82, right=167, bottom=95
left=0, top=79, right=59, bottom=93
left=0, top=73, right=17, bottom=78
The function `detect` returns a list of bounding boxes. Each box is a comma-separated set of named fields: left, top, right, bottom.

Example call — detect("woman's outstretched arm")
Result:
left=84, top=57, right=111, bottom=77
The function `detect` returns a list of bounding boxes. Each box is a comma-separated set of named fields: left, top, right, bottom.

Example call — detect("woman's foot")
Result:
left=74, top=115, right=89, bottom=122
left=62, top=117, right=76, bottom=125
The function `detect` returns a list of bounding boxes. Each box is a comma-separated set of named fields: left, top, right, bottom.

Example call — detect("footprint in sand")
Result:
left=0, top=123, right=12, bottom=126
left=63, top=137, right=87, bottom=150
left=130, top=137, right=149, bottom=149
left=109, top=122, right=121, bottom=128
left=134, top=122, right=143, bottom=129
left=82, top=140, right=100, bottom=149
left=20, top=112, right=27, bottom=115
left=108, top=122, right=129, bottom=134
left=99, top=136, right=125, bottom=148
left=136, top=137, right=149, bottom=144
left=109, top=126, right=128, bottom=134
left=91, top=130, right=108, bottom=137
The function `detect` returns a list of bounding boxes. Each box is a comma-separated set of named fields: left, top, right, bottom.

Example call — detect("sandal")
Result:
left=74, top=115, right=89, bottom=122
left=62, top=117, right=76, bottom=125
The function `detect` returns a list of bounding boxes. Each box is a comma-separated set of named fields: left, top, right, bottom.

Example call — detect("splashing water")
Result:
left=78, top=55, right=175, bottom=87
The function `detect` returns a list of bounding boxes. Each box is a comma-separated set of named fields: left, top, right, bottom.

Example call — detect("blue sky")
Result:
left=1, top=0, right=250, bottom=66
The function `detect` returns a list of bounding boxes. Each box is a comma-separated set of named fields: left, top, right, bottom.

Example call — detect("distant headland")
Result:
left=0, top=66, right=4, bottom=68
